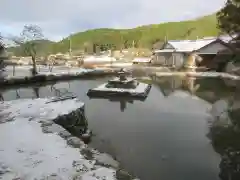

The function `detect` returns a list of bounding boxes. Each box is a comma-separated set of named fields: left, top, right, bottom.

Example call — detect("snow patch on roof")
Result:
left=167, top=38, right=217, bottom=52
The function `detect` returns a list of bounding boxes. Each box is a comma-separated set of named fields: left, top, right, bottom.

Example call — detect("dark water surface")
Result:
left=1, top=76, right=239, bottom=180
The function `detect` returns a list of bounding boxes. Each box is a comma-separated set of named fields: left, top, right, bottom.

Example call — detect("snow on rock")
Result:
left=0, top=98, right=125, bottom=180
left=0, top=98, right=84, bottom=122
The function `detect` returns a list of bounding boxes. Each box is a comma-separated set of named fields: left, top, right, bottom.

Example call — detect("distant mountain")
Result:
left=9, top=13, right=219, bottom=55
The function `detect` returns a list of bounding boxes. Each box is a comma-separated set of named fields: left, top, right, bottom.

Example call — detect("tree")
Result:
left=151, top=38, right=164, bottom=50
left=180, top=28, right=196, bottom=39
left=10, top=25, right=44, bottom=75
left=217, top=0, right=240, bottom=35
left=0, top=33, right=6, bottom=80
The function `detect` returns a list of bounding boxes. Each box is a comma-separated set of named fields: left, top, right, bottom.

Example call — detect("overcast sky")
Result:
left=0, top=0, right=226, bottom=41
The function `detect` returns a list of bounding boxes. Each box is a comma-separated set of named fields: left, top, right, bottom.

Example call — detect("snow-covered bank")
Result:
left=97, top=63, right=133, bottom=68
left=0, top=98, right=135, bottom=180
left=0, top=68, right=119, bottom=87
left=154, top=71, right=240, bottom=80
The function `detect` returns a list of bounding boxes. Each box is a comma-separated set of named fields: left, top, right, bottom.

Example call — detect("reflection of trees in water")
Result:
left=16, top=90, right=20, bottom=99
left=152, top=75, right=240, bottom=179
left=208, top=93, right=240, bottom=180
left=14, top=87, right=40, bottom=99
left=0, top=92, right=3, bottom=101
left=50, top=83, right=73, bottom=97
left=33, top=87, right=40, bottom=98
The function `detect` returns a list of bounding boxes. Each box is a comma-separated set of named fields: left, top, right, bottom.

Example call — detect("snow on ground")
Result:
left=38, top=68, right=93, bottom=76
left=98, top=63, right=133, bottom=68
left=4, top=66, right=96, bottom=78
left=0, top=98, right=120, bottom=180
left=0, top=98, right=84, bottom=121
left=155, top=71, right=240, bottom=80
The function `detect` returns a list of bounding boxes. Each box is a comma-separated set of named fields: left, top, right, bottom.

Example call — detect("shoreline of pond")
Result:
left=2, top=64, right=240, bottom=89
left=1, top=74, right=240, bottom=180
left=0, top=68, right=121, bottom=87
left=0, top=97, right=137, bottom=180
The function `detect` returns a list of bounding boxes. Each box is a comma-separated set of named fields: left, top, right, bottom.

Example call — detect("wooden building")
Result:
left=152, top=37, right=233, bottom=70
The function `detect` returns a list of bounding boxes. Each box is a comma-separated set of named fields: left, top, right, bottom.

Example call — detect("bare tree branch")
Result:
left=0, top=33, right=6, bottom=79
left=8, top=24, right=44, bottom=75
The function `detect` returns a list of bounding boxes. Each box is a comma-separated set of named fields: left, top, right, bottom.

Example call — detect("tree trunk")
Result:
left=31, top=56, right=37, bottom=75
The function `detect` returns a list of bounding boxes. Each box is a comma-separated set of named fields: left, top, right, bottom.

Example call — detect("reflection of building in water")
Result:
left=152, top=76, right=233, bottom=104
left=152, top=76, right=200, bottom=96
left=152, top=76, right=183, bottom=96
left=182, top=76, right=200, bottom=94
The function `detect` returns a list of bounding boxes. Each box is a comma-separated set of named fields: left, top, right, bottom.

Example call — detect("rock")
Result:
left=40, top=120, right=54, bottom=127
left=94, top=153, right=119, bottom=169
left=116, top=169, right=132, bottom=180
left=39, top=173, right=63, bottom=180
left=210, top=100, right=229, bottom=120
left=0, top=113, right=14, bottom=124
left=67, top=137, right=85, bottom=148
left=42, top=124, right=63, bottom=134
left=81, top=130, right=92, bottom=143
left=80, top=148, right=94, bottom=160
left=58, top=130, right=72, bottom=139
left=0, top=163, right=11, bottom=175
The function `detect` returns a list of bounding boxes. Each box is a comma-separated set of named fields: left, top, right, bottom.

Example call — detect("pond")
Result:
left=0, top=76, right=239, bottom=180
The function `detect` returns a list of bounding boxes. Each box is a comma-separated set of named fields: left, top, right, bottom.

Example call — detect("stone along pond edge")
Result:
left=0, top=98, right=138, bottom=180
left=0, top=68, right=123, bottom=87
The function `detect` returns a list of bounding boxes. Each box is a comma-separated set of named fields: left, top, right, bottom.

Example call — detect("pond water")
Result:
left=0, top=76, right=239, bottom=180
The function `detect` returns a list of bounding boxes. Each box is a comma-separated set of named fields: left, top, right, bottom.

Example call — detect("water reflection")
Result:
left=207, top=92, right=240, bottom=180
left=48, top=85, right=91, bottom=143
left=152, top=76, right=235, bottom=103
left=109, top=97, right=135, bottom=112
left=16, top=90, right=20, bottom=99
left=50, top=83, right=75, bottom=98
left=2, top=76, right=240, bottom=180
left=0, top=91, right=3, bottom=101
left=89, top=96, right=145, bottom=112
left=33, top=87, right=40, bottom=98
left=152, top=75, right=240, bottom=180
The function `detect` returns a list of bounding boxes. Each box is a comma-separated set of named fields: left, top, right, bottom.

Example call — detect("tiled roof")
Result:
left=154, top=35, right=235, bottom=54
left=167, top=38, right=218, bottom=52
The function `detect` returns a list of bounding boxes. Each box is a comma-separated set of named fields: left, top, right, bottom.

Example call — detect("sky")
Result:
left=0, top=0, right=226, bottom=42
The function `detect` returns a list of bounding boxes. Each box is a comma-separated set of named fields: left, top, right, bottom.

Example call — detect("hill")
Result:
left=10, top=13, right=219, bottom=55
left=7, top=39, right=54, bottom=57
